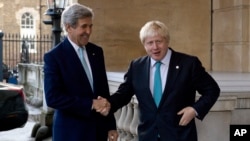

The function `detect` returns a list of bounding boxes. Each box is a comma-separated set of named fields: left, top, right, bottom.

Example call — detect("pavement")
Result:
left=0, top=104, right=52, bottom=141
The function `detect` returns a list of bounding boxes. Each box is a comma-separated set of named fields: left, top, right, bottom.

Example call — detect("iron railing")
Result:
left=1, top=33, right=52, bottom=70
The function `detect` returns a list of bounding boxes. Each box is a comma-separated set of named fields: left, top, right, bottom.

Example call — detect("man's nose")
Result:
left=86, top=26, right=92, bottom=34
left=152, top=41, right=158, bottom=48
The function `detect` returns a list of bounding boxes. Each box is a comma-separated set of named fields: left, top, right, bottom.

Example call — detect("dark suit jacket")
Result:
left=44, top=38, right=116, bottom=141
left=109, top=48, right=220, bottom=141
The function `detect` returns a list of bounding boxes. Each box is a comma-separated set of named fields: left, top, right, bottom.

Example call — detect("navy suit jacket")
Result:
left=44, top=38, right=116, bottom=141
left=109, top=48, right=220, bottom=141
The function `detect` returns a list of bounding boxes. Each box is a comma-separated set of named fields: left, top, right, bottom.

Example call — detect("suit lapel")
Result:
left=63, top=39, right=94, bottom=92
left=62, top=39, right=83, bottom=69
left=144, top=57, right=152, bottom=95
left=159, top=49, right=181, bottom=107
left=144, top=57, right=161, bottom=109
left=85, top=43, right=96, bottom=79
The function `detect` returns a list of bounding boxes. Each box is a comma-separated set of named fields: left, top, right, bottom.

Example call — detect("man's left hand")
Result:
left=177, top=106, right=196, bottom=126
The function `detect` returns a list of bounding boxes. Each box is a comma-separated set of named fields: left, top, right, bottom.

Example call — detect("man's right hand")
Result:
left=92, top=96, right=111, bottom=116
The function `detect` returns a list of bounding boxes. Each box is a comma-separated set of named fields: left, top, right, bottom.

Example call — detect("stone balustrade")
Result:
left=107, top=72, right=250, bottom=141
left=17, top=64, right=250, bottom=141
left=18, top=63, right=44, bottom=108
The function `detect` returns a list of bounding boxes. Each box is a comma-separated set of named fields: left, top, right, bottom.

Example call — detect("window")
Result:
left=20, top=12, right=36, bottom=53
left=21, top=12, right=34, bottom=29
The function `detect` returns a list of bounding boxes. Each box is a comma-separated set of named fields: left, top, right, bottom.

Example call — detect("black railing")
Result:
left=1, top=33, right=52, bottom=70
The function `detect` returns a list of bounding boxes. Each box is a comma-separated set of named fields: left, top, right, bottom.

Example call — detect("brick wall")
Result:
left=0, top=0, right=51, bottom=36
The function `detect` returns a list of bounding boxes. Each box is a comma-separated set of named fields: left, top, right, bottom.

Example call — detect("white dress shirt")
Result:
left=68, top=37, right=93, bottom=80
left=150, top=48, right=172, bottom=95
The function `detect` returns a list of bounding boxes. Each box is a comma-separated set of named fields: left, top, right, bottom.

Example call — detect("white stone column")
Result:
left=123, top=99, right=134, bottom=141
left=130, top=96, right=139, bottom=141
left=117, top=106, right=127, bottom=140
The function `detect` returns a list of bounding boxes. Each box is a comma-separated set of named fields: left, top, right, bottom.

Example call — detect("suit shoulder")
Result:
left=174, top=50, right=197, bottom=58
left=132, top=56, right=149, bottom=64
left=86, top=42, right=103, bottom=52
left=45, top=38, right=71, bottom=54
left=44, top=42, right=63, bottom=57
left=173, top=50, right=200, bottom=62
left=87, top=42, right=102, bottom=49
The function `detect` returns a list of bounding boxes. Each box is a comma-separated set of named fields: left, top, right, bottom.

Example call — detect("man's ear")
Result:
left=65, top=24, right=71, bottom=33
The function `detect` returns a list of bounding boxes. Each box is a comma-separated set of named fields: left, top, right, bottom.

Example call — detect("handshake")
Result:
left=92, top=96, right=111, bottom=116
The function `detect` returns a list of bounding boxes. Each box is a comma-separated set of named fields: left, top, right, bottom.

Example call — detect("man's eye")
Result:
left=156, top=40, right=162, bottom=43
left=146, top=42, right=153, bottom=46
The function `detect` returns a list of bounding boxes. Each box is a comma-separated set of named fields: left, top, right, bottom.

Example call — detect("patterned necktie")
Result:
left=154, top=61, right=162, bottom=107
left=78, top=47, right=93, bottom=90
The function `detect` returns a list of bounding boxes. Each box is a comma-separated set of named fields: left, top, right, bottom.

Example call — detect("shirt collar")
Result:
left=67, top=37, right=86, bottom=52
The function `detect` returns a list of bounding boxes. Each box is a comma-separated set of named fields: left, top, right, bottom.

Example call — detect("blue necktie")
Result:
left=154, top=61, right=162, bottom=107
left=78, top=47, right=93, bottom=90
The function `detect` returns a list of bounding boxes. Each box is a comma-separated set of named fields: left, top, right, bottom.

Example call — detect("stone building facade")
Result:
left=79, top=0, right=250, bottom=72
left=1, top=0, right=250, bottom=72
left=0, top=0, right=51, bottom=36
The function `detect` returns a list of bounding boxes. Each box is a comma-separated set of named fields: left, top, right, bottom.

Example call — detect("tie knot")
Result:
left=155, top=61, right=161, bottom=68
left=78, top=47, right=82, bottom=51
left=80, top=47, right=85, bottom=50
left=78, top=47, right=83, bottom=56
